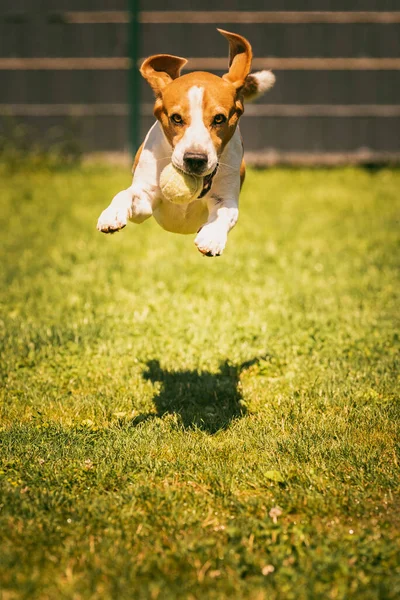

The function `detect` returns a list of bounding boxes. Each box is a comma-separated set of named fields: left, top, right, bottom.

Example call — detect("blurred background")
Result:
left=0, top=0, right=399, bottom=166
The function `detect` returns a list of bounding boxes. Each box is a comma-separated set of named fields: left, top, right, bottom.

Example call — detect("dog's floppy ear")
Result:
left=140, top=54, right=188, bottom=95
left=218, top=29, right=253, bottom=90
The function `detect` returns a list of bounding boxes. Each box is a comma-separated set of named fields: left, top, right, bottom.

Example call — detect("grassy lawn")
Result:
left=0, top=163, right=399, bottom=599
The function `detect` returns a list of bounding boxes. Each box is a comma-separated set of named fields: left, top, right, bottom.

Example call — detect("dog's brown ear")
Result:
left=140, top=54, right=187, bottom=95
left=218, top=29, right=253, bottom=90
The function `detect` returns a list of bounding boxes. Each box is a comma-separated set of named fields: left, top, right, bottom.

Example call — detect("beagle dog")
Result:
left=97, top=29, right=275, bottom=256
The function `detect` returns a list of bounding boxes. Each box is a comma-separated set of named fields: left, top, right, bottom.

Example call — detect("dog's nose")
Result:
left=183, top=152, right=208, bottom=174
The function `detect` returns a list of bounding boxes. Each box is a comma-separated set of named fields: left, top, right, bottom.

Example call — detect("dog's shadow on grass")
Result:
left=132, top=357, right=264, bottom=434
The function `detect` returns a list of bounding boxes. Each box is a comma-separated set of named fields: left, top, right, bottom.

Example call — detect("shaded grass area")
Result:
left=0, top=164, right=399, bottom=599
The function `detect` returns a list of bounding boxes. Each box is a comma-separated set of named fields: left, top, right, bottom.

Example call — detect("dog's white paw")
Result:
left=195, top=224, right=227, bottom=257
left=97, top=206, right=128, bottom=233
left=97, top=189, right=134, bottom=233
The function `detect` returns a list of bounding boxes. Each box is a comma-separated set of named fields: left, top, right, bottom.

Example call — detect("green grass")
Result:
left=0, top=163, right=399, bottom=600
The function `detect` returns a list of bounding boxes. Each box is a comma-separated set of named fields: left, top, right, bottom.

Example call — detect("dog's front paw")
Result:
left=195, top=224, right=228, bottom=257
left=97, top=190, right=133, bottom=234
left=97, top=206, right=127, bottom=233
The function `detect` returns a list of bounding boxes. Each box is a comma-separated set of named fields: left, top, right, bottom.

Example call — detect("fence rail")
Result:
left=4, top=11, right=400, bottom=24
left=2, top=104, right=400, bottom=118
left=1, top=58, right=399, bottom=70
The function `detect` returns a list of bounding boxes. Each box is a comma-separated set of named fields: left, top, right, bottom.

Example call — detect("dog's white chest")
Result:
left=152, top=197, right=209, bottom=234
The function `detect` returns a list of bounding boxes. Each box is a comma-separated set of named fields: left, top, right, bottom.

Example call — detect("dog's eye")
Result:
left=171, top=114, right=183, bottom=124
left=213, top=114, right=226, bottom=125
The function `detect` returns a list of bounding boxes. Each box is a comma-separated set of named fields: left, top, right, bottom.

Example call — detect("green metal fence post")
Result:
left=129, top=0, right=140, bottom=155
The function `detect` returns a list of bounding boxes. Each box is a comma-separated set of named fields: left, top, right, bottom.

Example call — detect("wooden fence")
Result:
left=0, top=0, right=399, bottom=164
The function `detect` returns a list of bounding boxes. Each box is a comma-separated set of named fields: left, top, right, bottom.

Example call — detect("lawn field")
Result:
left=0, top=164, right=399, bottom=599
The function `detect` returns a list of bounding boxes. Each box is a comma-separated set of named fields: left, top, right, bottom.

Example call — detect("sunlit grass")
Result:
left=0, top=164, right=399, bottom=599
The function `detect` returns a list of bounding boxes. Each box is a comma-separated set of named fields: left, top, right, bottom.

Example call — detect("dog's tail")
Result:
left=242, top=71, right=276, bottom=102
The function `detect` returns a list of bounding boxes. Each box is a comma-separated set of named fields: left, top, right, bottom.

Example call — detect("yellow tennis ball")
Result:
left=160, top=163, right=203, bottom=204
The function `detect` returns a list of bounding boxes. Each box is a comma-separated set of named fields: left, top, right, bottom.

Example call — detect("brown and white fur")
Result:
left=97, top=29, right=275, bottom=256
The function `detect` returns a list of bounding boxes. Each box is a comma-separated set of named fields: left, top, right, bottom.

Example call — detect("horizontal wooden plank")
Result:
left=0, top=103, right=129, bottom=116
left=185, top=58, right=400, bottom=71
left=243, top=105, right=400, bottom=117
left=0, top=58, right=128, bottom=69
left=244, top=150, right=400, bottom=166
left=239, top=115, right=400, bottom=152
left=1, top=57, right=400, bottom=70
left=2, top=70, right=398, bottom=106
left=138, top=23, right=400, bottom=61
left=53, top=11, right=129, bottom=24
left=1, top=22, right=398, bottom=59
left=0, top=70, right=128, bottom=104
left=2, top=104, right=400, bottom=117
left=57, top=11, right=400, bottom=24
left=3, top=115, right=398, bottom=153
left=0, top=0, right=127, bottom=11
left=2, top=1, right=400, bottom=14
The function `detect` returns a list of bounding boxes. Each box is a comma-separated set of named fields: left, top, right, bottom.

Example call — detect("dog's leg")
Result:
left=195, top=134, right=241, bottom=257
left=97, top=123, right=171, bottom=234
left=195, top=195, right=239, bottom=257
left=97, top=186, right=153, bottom=234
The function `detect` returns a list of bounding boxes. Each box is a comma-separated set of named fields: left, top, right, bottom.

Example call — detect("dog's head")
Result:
left=140, top=29, right=275, bottom=176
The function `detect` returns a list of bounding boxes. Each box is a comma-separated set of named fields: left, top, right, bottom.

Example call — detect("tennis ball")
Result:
left=160, top=163, right=203, bottom=204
